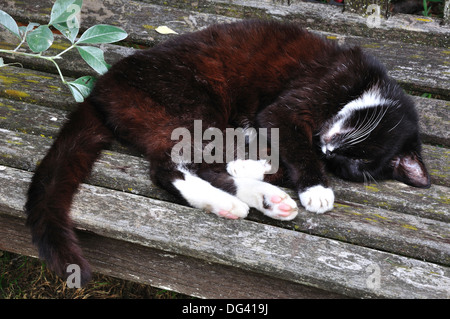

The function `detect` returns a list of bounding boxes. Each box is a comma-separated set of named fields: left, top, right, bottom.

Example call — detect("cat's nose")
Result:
left=326, top=150, right=335, bottom=159
left=321, top=145, right=335, bottom=158
left=322, top=135, right=332, bottom=144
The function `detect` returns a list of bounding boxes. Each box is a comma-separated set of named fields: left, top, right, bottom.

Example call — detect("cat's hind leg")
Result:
left=173, top=167, right=250, bottom=219
left=227, top=160, right=298, bottom=221
left=153, top=163, right=250, bottom=219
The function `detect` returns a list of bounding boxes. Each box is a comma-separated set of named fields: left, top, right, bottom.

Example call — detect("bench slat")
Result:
left=321, top=34, right=450, bottom=99
left=1, top=37, right=449, bottom=102
left=1, top=214, right=346, bottom=299
left=0, top=66, right=448, bottom=147
left=0, top=0, right=237, bottom=47
left=0, top=0, right=449, bottom=97
left=2, top=0, right=449, bottom=46
left=1, top=125, right=448, bottom=221
left=206, top=0, right=449, bottom=46
left=0, top=0, right=449, bottom=299
left=1, top=128, right=448, bottom=266
left=0, top=166, right=449, bottom=298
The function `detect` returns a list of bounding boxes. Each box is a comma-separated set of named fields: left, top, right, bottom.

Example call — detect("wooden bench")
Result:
left=0, top=0, right=449, bottom=298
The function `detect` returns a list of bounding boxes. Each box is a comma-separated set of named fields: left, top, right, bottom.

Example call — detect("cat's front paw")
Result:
left=299, top=185, right=334, bottom=214
left=227, top=159, right=271, bottom=180
left=263, top=192, right=298, bottom=221
left=235, top=178, right=298, bottom=221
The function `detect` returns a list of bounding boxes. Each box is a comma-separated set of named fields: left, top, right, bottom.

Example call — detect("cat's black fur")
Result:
left=25, top=20, right=430, bottom=285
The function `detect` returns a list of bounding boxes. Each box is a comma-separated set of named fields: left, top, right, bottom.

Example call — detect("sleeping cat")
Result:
left=25, top=20, right=430, bottom=285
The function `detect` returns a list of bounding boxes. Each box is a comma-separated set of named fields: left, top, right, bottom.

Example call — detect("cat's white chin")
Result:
left=299, top=185, right=334, bottom=214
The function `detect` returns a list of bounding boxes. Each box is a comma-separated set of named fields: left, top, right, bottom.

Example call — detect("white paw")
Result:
left=173, top=171, right=249, bottom=220
left=262, top=191, right=299, bottom=221
left=194, top=189, right=250, bottom=220
left=235, top=178, right=298, bottom=221
left=299, top=185, right=334, bottom=214
left=227, top=159, right=271, bottom=180
left=213, top=196, right=250, bottom=220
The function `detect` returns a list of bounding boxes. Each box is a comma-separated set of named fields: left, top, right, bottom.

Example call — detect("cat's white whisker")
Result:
left=364, top=170, right=379, bottom=186
left=343, top=106, right=389, bottom=147
left=388, top=114, right=404, bottom=132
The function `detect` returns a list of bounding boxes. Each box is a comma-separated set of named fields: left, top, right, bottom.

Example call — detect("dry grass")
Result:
left=0, top=251, right=191, bottom=299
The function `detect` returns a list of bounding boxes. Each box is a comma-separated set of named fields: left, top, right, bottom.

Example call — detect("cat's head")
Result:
left=319, top=84, right=430, bottom=188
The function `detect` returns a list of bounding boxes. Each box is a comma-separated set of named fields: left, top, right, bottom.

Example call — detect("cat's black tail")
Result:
left=25, top=99, right=113, bottom=286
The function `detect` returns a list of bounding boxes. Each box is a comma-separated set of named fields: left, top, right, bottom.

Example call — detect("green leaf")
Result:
left=76, top=24, right=127, bottom=44
left=51, top=0, right=81, bottom=43
left=26, top=25, right=54, bottom=53
left=49, top=0, right=83, bottom=26
left=26, top=22, right=40, bottom=32
left=54, top=22, right=79, bottom=43
left=76, top=46, right=110, bottom=75
left=0, top=9, right=21, bottom=39
left=19, top=22, right=40, bottom=37
left=67, top=76, right=96, bottom=102
left=67, top=83, right=84, bottom=102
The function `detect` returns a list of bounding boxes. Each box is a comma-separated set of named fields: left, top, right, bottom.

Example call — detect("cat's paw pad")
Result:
left=263, top=192, right=298, bottom=221
left=299, top=185, right=334, bottom=214
left=211, top=197, right=249, bottom=220
left=235, top=180, right=298, bottom=221
left=227, top=159, right=271, bottom=180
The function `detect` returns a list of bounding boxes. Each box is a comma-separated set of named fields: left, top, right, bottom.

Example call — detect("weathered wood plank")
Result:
left=1, top=126, right=448, bottom=218
left=0, top=66, right=448, bottom=147
left=319, top=34, right=450, bottom=99
left=0, top=0, right=237, bottom=47
left=0, top=165, right=449, bottom=298
left=1, top=9, right=448, bottom=97
left=0, top=35, right=137, bottom=81
left=0, top=214, right=345, bottom=299
left=0, top=0, right=448, bottom=299
left=445, top=0, right=450, bottom=24
left=344, top=0, right=390, bottom=16
left=203, top=0, right=449, bottom=46
left=0, top=66, right=73, bottom=110
left=330, top=175, right=450, bottom=222
left=415, top=98, right=450, bottom=146
left=1, top=128, right=448, bottom=265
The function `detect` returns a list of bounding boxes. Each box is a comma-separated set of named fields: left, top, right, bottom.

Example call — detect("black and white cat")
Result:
left=25, top=20, right=430, bottom=284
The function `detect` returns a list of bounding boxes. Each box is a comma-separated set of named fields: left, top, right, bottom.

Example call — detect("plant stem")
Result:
left=0, top=47, right=73, bottom=84
left=0, top=48, right=42, bottom=59
left=42, top=56, right=67, bottom=84
left=13, top=37, right=26, bottom=52
left=54, top=44, right=76, bottom=59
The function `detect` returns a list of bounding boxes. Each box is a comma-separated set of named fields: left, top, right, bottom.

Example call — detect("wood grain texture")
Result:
left=0, top=0, right=448, bottom=299
left=0, top=214, right=345, bottom=299
left=0, top=125, right=449, bottom=265
left=1, top=34, right=449, bottom=100
left=0, top=166, right=449, bottom=298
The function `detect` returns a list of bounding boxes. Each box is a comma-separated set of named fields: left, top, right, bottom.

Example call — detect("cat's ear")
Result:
left=392, top=152, right=430, bottom=188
